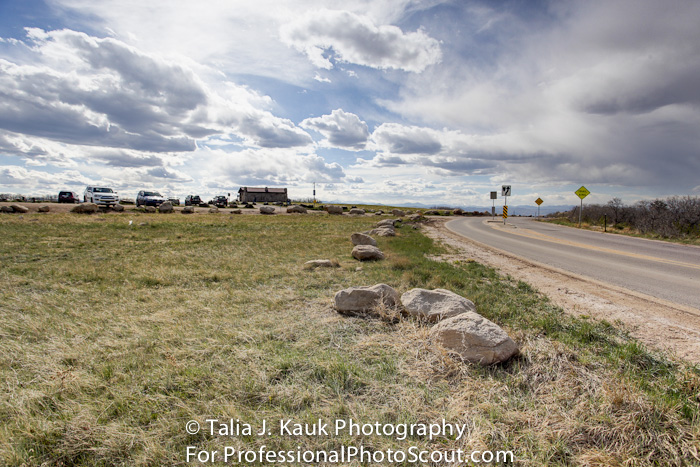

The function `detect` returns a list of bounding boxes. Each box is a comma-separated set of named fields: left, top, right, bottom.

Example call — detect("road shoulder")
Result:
left=424, top=218, right=700, bottom=364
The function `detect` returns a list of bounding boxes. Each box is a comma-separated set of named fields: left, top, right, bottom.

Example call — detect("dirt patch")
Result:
left=424, top=218, right=700, bottom=364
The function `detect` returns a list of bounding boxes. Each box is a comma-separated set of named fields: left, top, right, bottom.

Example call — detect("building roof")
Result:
left=238, top=187, right=287, bottom=193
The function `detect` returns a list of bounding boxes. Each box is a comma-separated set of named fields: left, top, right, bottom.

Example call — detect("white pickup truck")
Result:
left=83, top=186, right=120, bottom=207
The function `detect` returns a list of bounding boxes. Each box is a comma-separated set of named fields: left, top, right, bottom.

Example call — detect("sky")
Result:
left=1, top=0, right=699, bottom=208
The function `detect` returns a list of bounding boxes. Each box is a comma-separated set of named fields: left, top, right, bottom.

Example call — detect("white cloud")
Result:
left=301, top=109, right=369, bottom=150
left=280, top=9, right=441, bottom=72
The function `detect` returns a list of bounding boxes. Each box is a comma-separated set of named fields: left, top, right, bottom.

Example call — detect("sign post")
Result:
left=535, top=197, right=543, bottom=219
left=490, top=191, right=497, bottom=219
left=501, top=185, right=511, bottom=225
left=574, top=186, right=590, bottom=228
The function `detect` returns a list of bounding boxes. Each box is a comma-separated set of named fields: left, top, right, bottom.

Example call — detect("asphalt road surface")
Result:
left=446, top=217, right=700, bottom=310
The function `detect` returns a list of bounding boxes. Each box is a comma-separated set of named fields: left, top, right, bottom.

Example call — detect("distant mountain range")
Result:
left=326, top=200, right=575, bottom=216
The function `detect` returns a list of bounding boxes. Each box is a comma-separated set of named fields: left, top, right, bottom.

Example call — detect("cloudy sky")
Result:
left=1, top=0, right=699, bottom=207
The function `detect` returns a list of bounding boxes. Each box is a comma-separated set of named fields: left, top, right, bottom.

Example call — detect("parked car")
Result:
left=58, top=191, right=80, bottom=203
left=84, top=186, right=119, bottom=206
left=136, top=190, right=167, bottom=207
left=168, top=197, right=180, bottom=206
left=185, top=195, right=202, bottom=206
left=213, top=196, right=228, bottom=208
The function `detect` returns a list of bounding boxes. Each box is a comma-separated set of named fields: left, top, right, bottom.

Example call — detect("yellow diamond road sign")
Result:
left=575, top=186, right=590, bottom=200
left=535, top=197, right=543, bottom=206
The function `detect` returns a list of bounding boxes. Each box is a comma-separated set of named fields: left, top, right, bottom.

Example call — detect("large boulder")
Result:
left=182, top=206, right=195, bottom=214
left=71, top=203, right=98, bottom=214
left=209, top=207, right=219, bottom=213
left=326, top=205, right=343, bottom=215
left=367, top=226, right=396, bottom=237
left=401, top=288, right=476, bottom=322
left=391, top=209, right=405, bottom=217
left=38, top=205, right=50, bottom=213
left=334, top=284, right=399, bottom=314
left=10, top=204, right=29, bottom=213
left=230, top=209, right=242, bottom=214
left=287, top=205, right=308, bottom=214
left=1, top=206, right=14, bottom=213
left=145, top=206, right=156, bottom=213
left=430, top=313, right=518, bottom=365
left=158, top=201, right=173, bottom=213
left=348, top=208, right=365, bottom=215
left=351, top=232, right=377, bottom=246
left=259, top=206, right=275, bottom=214
left=112, top=204, right=125, bottom=212
left=424, top=210, right=440, bottom=215
left=351, top=245, right=384, bottom=261
left=376, top=219, right=398, bottom=227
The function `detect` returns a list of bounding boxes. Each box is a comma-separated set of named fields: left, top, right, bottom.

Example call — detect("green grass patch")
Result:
left=0, top=212, right=698, bottom=466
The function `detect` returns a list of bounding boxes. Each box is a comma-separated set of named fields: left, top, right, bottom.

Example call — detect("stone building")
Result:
left=238, top=187, right=288, bottom=203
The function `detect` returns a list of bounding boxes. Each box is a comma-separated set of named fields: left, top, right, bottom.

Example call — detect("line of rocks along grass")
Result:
left=0, top=212, right=698, bottom=466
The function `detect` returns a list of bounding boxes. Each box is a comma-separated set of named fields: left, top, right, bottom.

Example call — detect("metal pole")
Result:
left=578, top=198, right=583, bottom=227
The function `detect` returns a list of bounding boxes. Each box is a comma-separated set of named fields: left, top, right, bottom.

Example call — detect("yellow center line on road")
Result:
left=488, top=221, right=700, bottom=271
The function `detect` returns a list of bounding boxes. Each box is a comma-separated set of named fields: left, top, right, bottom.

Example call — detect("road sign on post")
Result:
left=575, top=186, right=590, bottom=227
left=501, top=185, right=511, bottom=224
left=490, top=191, right=497, bottom=219
left=535, top=197, right=543, bottom=218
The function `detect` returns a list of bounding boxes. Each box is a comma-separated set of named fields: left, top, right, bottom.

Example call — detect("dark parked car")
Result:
left=168, top=197, right=180, bottom=206
left=213, top=196, right=228, bottom=208
left=58, top=191, right=80, bottom=203
left=136, top=190, right=166, bottom=207
left=185, top=195, right=202, bottom=206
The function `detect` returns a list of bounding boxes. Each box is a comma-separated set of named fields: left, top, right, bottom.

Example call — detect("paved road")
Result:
left=446, top=217, right=700, bottom=310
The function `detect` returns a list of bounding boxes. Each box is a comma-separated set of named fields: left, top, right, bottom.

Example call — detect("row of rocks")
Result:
left=1, top=204, right=30, bottom=213
left=333, top=284, right=518, bottom=365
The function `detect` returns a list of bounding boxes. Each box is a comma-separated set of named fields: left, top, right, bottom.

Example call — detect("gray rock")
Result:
left=209, top=207, right=219, bottom=213
left=351, top=232, right=377, bottom=246
left=326, top=205, right=343, bottom=215
left=375, top=210, right=384, bottom=215
left=10, top=204, right=29, bottom=213
left=71, top=203, right=98, bottom=214
left=376, top=219, right=398, bottom=227
left=401, top=288, right=476, bottom=322
left=348, top=208, right=365, bottom=215
left=391, top=209, right=405, bottom=217
left=367, top=227, right=395, bottom=237
left=334, top=284, right=399, bottom=314
left=424, top=210, right=439, bottom=215
left=112, top=204, right=125, bottom=212
left=38, top=205, right=50, bottom=213
left=407, top=213, right=422, bottom=221
left=145, top=206, right=156, bottom=213
left=182, top=206, right=195, bottom=214
left=430, top=312, right=518, bottom=365
left=259, top=206, right=275, bottom=214
left=158, top=201, right=173, bottom=213
left=287, top=205, right=308, bottom=214
left=1, top=206, right=14, bottom=213
left=351, top=245, right=384, bottom=261
left=230, top=209, right=242, bottom=214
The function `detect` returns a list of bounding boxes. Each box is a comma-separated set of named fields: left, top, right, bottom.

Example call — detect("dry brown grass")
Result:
left=0, top=212, right=698, bottom=466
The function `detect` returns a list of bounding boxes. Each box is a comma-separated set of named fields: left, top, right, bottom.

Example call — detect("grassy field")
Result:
left=542, top=217, right=700, bottom=246
left=1, top=211, right=699, bottom=466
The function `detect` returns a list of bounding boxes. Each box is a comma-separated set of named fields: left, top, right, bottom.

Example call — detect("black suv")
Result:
left=213, top=196, right=228, bottom=207
left=185, top=195, right=202, bottom=206
left=58, top=191, right=80, bottom=203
